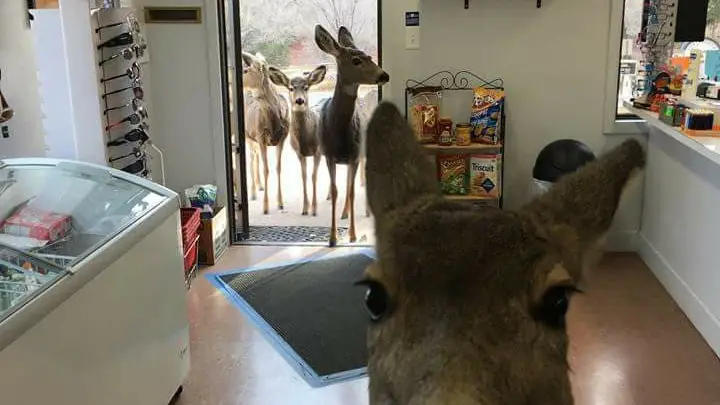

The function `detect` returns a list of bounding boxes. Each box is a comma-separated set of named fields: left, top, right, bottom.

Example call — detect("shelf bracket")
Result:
left=464, top=0, right=469, bottom=9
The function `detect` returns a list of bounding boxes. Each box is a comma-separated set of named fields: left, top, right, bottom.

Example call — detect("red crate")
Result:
left=183, top=234, right=200, bottom=273
left=180, top=207, right=201, bottom=248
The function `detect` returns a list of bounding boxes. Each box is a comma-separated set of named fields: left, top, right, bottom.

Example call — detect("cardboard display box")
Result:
left=198, top=205, right=229, bottom=266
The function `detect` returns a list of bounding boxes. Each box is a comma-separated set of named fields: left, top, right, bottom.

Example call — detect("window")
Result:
left=615, top=0, right=720, bottom=118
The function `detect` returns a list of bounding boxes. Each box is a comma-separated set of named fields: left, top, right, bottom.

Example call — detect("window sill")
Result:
left=604, top=118, right=647, bottom=135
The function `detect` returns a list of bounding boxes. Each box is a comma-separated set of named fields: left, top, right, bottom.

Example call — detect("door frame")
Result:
left=220, top=0, right=384, bottom=244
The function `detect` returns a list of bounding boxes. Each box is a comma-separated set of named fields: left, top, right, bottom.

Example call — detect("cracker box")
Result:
left=1, top=205, right=72, bottom=242
left=469, top=88, right=504, bottom=145
left=470, top=154, right=502, bottom=198
left=437, top=154, right=469, bottom=195
left=198, top=205, right=229, bottom=265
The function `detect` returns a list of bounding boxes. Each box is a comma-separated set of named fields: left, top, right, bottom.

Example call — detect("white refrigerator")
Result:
left=0, top=158, right=190, bottom=405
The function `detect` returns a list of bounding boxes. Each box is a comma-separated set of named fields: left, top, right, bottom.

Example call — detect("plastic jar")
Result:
left=437, top=117, right=454, bottom=146
left=455, top=123, right=472, bottom=146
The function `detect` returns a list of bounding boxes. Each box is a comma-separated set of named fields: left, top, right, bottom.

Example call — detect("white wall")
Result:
left=381, top=0, right=645, bottom=245
left=638, top=127, right=720, bottom=357
left=0, top=0, right=47, bottom=158
left=132, top=0, right=228, bottom=204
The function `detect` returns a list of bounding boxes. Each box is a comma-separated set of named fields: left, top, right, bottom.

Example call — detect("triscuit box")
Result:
left=469, top=154, right=501, bottom=198
left=198, top=205, right=229, bottom=266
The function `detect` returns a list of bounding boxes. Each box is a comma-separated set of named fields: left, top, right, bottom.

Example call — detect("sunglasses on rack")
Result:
left=119, top=157, right=149, bottom=175
left=102, top=79, right=144, bottom=99
left=95, top=14, right=141, bottom=33
left=0, top=69, right=14, bottom=124
left=109, top=148, right=144, bottom=163
left=105, top=108, right=149, bottom=131
left=104, top=97, right=143, bottom=115
left=107, top=127, right=150, bottom=147
left=101, top=62, right=141, bottom=83
left=97, top=32, right=135, bottom=49
left=98, top=43, right=146, bottom=66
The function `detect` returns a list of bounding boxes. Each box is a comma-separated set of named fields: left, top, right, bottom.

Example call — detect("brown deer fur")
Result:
left=241, top=52, right=289, bottom=214
left=362, top=101, right=645, bottom=405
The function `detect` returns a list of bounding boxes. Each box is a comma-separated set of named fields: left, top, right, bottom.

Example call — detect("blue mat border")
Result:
left=205, top=248, right=376, bottom=388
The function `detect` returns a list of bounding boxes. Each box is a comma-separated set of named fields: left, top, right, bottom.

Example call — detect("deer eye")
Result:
left=352, top=57, right=362, bottom=66
left=533, top=285, right=579, bottom=329
left=358, top=280, right=388, bottom=322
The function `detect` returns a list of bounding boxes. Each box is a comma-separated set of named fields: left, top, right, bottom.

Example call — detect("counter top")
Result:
left=623, top=101, right=720, bottom=166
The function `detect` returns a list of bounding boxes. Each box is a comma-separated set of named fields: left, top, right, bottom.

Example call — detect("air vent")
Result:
left=144, top=6, right=202, bottom=24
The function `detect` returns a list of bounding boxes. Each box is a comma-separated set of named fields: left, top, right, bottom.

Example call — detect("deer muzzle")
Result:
left=295, top=98, right=305, bottom=105
left=377, top=72, right=390, bottom=85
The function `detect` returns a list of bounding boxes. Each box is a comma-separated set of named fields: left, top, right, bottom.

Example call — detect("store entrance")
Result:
left=219, top=0, right=381, bottom=246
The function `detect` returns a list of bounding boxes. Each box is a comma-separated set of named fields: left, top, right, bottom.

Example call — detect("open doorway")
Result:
left=219, top=0, right=381, bottom=246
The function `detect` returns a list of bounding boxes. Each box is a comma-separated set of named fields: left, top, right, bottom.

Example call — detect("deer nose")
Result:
left=377, top=72, right=390, bottom=84
left=295, top=98, right=305, bottom=105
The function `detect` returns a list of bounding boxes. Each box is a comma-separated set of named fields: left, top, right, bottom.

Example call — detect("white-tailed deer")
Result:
left=268, top=65, right=328, bottom=216
left=314, top=25, right=389, bottom=246
left=360, top=101, right=646, bottom=405
left=241, top=52, right=289, bottom=214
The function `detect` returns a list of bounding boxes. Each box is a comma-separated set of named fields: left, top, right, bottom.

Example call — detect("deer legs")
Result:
left=328, top=160, right=339, bottom=247
left=312, top=153, right=320, bottom=216
left=276, top=141, right=285, bottom=211
left=300, top=156, right=310, bottom=216
left=259, top=142, right=270, bottom=215
left=347, top=160, right=358, bottom=243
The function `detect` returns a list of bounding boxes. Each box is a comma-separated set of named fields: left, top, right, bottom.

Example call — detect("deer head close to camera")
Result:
left=314, top=24, right=389, bottom=246
left=361, top=101, right=645, bottom=405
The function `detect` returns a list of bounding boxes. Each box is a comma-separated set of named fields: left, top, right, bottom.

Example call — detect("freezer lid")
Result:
left=0, top=158, right=173, bottom=267
left=0, top=243, right=67, bottom=325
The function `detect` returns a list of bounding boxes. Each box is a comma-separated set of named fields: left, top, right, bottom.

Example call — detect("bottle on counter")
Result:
left=455, top=123, right=472, bottom=146
left=438, top=117, right=454, bottom=146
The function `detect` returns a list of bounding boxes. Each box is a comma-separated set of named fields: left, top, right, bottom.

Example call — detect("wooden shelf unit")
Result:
left=422, top=143, right=502, bottom=154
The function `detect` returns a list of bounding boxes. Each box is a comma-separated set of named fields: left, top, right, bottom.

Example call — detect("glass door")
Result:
left=218, top=0, right=249, bottom=241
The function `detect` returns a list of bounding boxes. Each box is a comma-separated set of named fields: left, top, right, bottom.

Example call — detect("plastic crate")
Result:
left=183, top=235, right=200, bottom=274
left=180, top=208, right=201, bottom=248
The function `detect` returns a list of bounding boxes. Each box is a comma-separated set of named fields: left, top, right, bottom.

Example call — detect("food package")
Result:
left=409, top=86, right=442, bottom=144
left=470, top=154, right=502, bottom=198
left=469, top=88, right=504, bottom=144
left=437, top=154, right=469, bottom=195
left=1, top=204, right=72, bottom=242
left=185, top=184, right=218, bottom=218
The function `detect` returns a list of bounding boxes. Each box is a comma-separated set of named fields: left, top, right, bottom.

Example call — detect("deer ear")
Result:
left=366, top=102, right=439, bottom=221
left=241, top=52, right=255, bottom=67
left=268, top=67, right=290, bottom=88
left=315, top=25, right=341, bottom=57
left=307, top=65, right=327, bottom=86
left=521, top=139, right=645, bottom=282
left=337, top=26, right=357, bottom=49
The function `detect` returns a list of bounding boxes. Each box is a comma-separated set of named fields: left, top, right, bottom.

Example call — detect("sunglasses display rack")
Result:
left=635, top=0, right=678, bottom=97
left=93, top=7, right=165, bottom=185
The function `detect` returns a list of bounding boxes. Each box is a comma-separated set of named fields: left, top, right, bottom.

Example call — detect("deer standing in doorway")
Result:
left=360, top=101, right=646, bottom=405
left=314, top=25, right=389, bottom=246
left=268, top=65, right=328, bottom=216
left=241, top=52, right=289, bottom=214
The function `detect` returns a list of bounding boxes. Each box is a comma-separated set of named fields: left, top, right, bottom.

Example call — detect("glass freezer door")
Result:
left=0, top=160, right=168, bottom=268
left=0, top=243, right=67, bottom=323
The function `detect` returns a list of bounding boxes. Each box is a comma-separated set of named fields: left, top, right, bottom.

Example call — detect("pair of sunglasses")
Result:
left=102, top=79, right=144, bottom=99
left=0, top=69, right=14, bottom=124
left=101, top=62, right=141, bottom=83
left=104, top=97, right=143, bottom=115
left=119, top=157, right=149, bottom=175
left=97, top=32, right=135, bottom=50
left=95, top=14, right=141, bottom=33
left=109, top=147, right=144, bottom=163
left=98, top=43, right=146, bottom=66
left=107, top=127, right=150, bottom=147
left=105, top=108, right=149, bottom=131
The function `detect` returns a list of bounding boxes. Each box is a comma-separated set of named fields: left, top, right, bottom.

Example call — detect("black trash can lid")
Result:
left=532, top=139, right=596, bottom=183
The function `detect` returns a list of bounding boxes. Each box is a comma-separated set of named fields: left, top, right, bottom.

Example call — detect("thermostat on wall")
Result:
left=405, top=11, right=420, bottom=50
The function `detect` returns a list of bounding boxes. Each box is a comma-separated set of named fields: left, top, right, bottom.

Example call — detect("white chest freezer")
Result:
left=0, top=158, right=190, bottom=405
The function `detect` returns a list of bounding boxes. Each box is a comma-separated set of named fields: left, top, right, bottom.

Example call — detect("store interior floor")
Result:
left=178, top=247, right=720, bottom=405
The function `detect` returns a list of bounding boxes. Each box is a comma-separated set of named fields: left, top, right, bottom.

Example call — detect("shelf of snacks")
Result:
left=405, top=71, right=505, bottom=207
